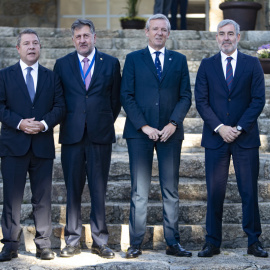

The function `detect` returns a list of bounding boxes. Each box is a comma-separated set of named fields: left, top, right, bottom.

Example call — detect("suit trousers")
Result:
left=127, top=138, right=182, bottom=246
left=61, top=129, right=112, bottom=247
left=1, top=150, right=53, bottom=250
left=205, top=142, right=262, bottom=247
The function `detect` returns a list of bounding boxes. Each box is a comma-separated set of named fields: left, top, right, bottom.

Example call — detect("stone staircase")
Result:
left=0, top=27, right=270, bottom=252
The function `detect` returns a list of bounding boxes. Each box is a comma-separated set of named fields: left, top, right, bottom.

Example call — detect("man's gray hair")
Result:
left=217, top=19, right=240, bottom=35
left=71, top=19, right=95, bottom=36
left=16, top=29, right=40, bottom=47
left=145, top=14, right=171, bottom=32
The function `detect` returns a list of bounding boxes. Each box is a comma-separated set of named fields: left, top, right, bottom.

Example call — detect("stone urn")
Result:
left=259, top=58, right=270, bottom=74
left=120, top=18, right=146, bottom=29
left=219, top=1, right=262, bottom=31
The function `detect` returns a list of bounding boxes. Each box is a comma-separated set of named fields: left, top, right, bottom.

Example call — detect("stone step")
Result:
left=2, top=201, right=269, bottom=225
left=48, top=152, right=270, bottom=181
left=6, top=178, right=270, bottom=205
left=3, top=223, right=270, bottom=252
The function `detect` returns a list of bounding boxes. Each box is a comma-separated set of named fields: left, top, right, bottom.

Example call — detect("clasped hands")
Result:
left=141, top=123, right=176, bottom=142
left=19, top=117, right=45, bottom=134
left=218, top=125, right=242, bottom=143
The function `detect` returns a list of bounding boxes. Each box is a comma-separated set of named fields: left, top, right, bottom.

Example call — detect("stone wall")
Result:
left=0, top=0, right=57, bottom=27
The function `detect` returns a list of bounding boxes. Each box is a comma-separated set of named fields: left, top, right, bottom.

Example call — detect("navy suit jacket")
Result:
left=0, top=62, right=66, bottom=158
left=121, top=47, right=191, bottom=140
left=195, top=51, right=265, bottom=149
left=54, top=49, right=121, bottom=145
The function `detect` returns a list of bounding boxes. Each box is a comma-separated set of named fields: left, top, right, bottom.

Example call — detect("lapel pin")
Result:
left=100, top=58, right=103, bottom=60
left=169, top=58, right=172, bottom=61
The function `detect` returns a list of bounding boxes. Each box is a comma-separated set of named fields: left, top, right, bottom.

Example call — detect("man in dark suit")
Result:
left=54, top=19, right=121, bottom=259
left=195, top=19, right=268, bottom=258
left=0, top=29, right=65, bottom=261
left=121, top=14, right=192, bottom=258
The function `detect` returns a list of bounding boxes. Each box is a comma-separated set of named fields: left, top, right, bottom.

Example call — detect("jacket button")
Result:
left=228, top=99, right=231, bottom=101
left=32, top=107, right=34, bottom=109
left=227, top=113, right=229, bottom=116
left=156, top=103, right=158, bottom=105
left=86, top=95, right=88, bottom=98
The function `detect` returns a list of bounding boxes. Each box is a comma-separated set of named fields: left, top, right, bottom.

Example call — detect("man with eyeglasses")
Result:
left=0, top=29, right=65, bottom=261
left=54, top=19, right=121, bottom=259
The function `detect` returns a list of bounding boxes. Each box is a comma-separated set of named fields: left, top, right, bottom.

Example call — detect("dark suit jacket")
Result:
left=121, top=47, right=192, bottom=140
left=54, top=49, right=121, bottom=145
left=0, top=62, right=66, bottom=159
left=195, top=51, right=265, bottom=149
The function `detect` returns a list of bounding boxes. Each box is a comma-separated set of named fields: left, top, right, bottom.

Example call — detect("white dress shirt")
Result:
left=148, top=45, right=165, bottom=70
left=18, top=60, right=48, bottom=131
left=77, top=48, right=96, bottom=77
left=215, top=50, right=238, bottom=133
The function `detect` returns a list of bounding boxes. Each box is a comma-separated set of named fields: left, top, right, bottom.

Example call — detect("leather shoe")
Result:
left=60, top=245, right=81, bottom=257
left=247, top=241, right=268, bottom=258
left=198, top=242, right=220, bottom=257
left=126, top=245, right=142, bottom=259
left=0, top=247, right=18, bottom=262
left=36, top=248, right=55, bottom=260
left=166, top=243, right=192, bottom=257
left=92, top=244, right=115, bottom=259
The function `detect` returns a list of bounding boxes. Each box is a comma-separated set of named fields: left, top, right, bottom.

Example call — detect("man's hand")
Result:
left=141, top=125, right=161, bottom=141
left=19, top=118, right=45, bottom=134
left=159, top=123, right=177, bottom=142
left=218, top=125, right=240, bottom=143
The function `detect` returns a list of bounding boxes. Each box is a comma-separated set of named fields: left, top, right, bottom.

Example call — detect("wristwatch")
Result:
left=236, top=125, right=242, bottom=132
left=169, top=120, right=178, bottom=128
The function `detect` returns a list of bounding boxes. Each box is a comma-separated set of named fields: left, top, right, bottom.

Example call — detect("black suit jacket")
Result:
left=121, top=47, right=191, bottom=140
left=54, top=49, right=121, bottom=145
left=195, top=51, right=265, bottom=149
left=0, top=62, right=66, bottom=158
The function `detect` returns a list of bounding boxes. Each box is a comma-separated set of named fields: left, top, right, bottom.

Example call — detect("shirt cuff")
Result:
left=17, top=119, right=23, bottom=130
left=214, top=124, right=224, bottom=133
left=41, top=120, right=48, bottom=132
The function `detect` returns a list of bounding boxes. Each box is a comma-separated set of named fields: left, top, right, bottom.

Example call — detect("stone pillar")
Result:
left=209, top=0, right=223, bottom=32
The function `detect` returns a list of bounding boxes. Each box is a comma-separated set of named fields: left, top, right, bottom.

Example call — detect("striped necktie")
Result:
left=226, top=57, right=233, bottom=91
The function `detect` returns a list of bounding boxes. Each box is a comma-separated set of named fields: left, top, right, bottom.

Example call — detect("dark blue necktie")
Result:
left=226, top=57, right=233, bottom=91
left=154, top=51, right=162, bottom=81
left=26, top=67, right=35, bottom=102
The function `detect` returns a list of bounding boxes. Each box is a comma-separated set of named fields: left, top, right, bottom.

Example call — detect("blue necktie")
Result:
left=154, top=51, right=162, bottom=81
left=26, top=67, right=35, bottom=102
left=226, top=57, right=233, bottom=91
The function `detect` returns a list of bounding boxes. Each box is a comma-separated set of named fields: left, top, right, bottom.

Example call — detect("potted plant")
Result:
left=120, top=0, right=146, bottom=29
left=219, top=0, right=262, bottom=31
left=257, top=44, right=270, bottom=74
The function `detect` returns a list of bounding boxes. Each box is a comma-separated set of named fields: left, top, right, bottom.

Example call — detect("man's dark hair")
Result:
left=17, top=29, right=40, bottom=47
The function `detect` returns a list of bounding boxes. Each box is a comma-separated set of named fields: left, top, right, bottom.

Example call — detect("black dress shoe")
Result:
left=247, top=241, right=268, bottom=258
left=126, top=245, right=142, bottom=259
left=198, top=242, right=220, bottom=257
left=92, top=244, right=115, bottom=259
left=166, top=243, right=192, bottom=257
left=0, top=247, right=18, bottom=262
left=60, top=245, right=81, bottom=257
left=36, top=248, right=55, bottom=260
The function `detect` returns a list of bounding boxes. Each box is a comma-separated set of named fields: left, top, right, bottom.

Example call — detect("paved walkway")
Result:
left=1, top=248, right=269, bottom=270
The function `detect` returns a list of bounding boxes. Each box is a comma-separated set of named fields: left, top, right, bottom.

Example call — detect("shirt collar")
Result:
left=221, top=49, right=238, bottom=62
left=20, top=59, right=39, bottom=72
left=77, top=48, right=96, bottom=63
left=148, top=45, right=165, bottom=56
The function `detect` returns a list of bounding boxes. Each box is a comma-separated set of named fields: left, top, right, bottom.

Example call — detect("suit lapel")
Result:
left=34, top=64, right=48, bottom=103
left=160, top=49, right=173, bottom=82
left=88, top=49, right=103, bottom=91
left=12, top=62, right=33, bottom=104
left=68, top=51, right=86, bottom=89
left=213, top=53, right=228, bottom=93
left=142, top=47, right=160, bottom=81
left=230, top=51, right=246, bottom=94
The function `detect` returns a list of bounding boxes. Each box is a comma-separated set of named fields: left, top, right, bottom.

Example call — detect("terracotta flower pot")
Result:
left=219, top=2, right=262, bottom=31
left=259, top=58, right=270, bottom=74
